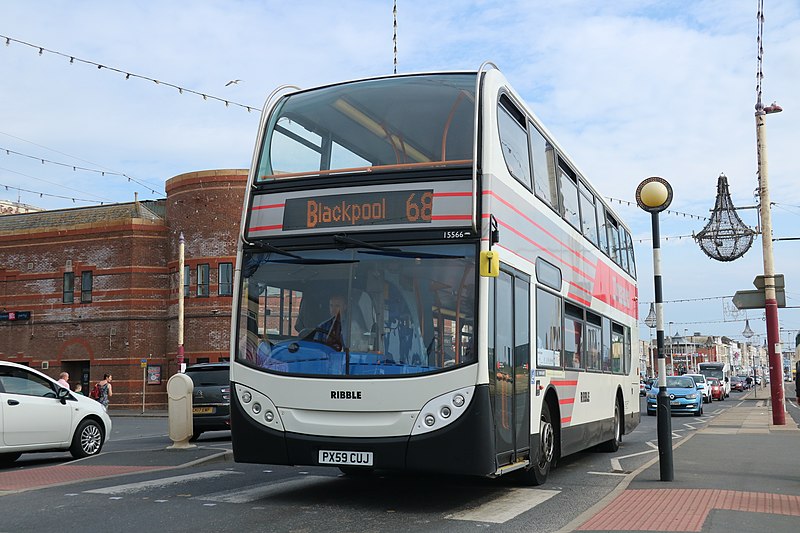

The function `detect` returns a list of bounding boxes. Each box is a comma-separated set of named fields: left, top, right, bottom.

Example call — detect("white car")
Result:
left=685, top=373, right=713, bottom=404
left=0, top=361, right=112, bottom=465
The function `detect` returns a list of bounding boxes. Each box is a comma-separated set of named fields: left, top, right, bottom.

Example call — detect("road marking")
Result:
left=683, top=423, right=696, bottom=430
left=588, top=471, right=627, bottom=476
left=445, top=488, right=559, bottom=524
left=84, top=470, right=242, bottom=495
left=611, top=448, right=658, bottom=472
left=645, top=441, right=658, bottom=449
left=195, top=475, right=336, bottom=504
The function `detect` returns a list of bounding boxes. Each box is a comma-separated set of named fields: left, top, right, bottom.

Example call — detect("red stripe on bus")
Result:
left=567, top=292, right=592, bottom=307
left=559, top=398, right=575, bottom=404
left=482, top=190, right=596, bottom=268
left=561, top=417, right=572, bottom=424
left=251, top=203, right=284, bottom=211
left=249, top=225, right=283, bottom=232
left=433, top=191, right=472, bottom=197
left=495, top=218, right=594, bottom=282
left=431, top=214, right=472, bottom=220
left=568, top=281, right=592, bottom=295
left=552, top=380, right=579, bottom=386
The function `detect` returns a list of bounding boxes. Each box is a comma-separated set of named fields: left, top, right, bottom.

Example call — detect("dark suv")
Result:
left=184, top=362, right=230, bottom=441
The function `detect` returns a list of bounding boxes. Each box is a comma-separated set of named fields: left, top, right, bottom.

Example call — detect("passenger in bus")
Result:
left=314, top=294, right=369, bottom=352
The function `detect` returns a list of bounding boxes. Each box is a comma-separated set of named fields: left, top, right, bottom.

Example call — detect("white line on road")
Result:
left=645, top=441, right=658, bottom=449
left=195, top=475, right=336, bottom=504
left=84, top=470, right=243, bottom=495
left=587, top=471, right=627, bottom=476
left=445, top=488, right=559, bottom=524
left=610, top=448, right=658, bottom=472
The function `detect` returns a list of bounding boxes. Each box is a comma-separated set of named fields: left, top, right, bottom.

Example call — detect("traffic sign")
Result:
left=140, top=358, right=147, bottom=368
left=732, top=288, right=786, bottom=309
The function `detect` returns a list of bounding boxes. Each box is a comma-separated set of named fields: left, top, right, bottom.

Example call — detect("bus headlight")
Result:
left=411, top=386, right=474, bottom=436
left=234, top=384, right=284, bottom=432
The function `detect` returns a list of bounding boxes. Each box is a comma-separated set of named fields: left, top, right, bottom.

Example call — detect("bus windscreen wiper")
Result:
left=249, top=241, right=357, bottom=265
left=334, top=234, right=400, bottom=252
left=334, top=234, right=463, bottom=260
left=248, top=241, right=302, bottom=259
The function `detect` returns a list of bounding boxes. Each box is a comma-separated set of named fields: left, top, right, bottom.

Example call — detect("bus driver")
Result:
left=314, top=294, right=369, bottom=352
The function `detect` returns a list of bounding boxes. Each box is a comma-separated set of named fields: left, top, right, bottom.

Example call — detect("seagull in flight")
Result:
left=225, top=79, right=242, bottom=87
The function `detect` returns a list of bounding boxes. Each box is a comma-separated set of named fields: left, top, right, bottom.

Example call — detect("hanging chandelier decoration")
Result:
left=693, top=173, right=756, bottom=261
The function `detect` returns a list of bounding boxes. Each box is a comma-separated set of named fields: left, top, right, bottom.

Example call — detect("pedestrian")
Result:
left=56, top=372, right=70, bottom=388
left=95, top=373, right=113, bottom=410
left=73, top=383, right=83, bottom=395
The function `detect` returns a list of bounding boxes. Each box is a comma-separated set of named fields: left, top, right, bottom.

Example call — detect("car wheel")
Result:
left=598, top=399, right=622, bottom=452
left=0, top=452, right=22, bottom=466
left=70, top=419, right=104, bottom=459
left=520, top=402, right=556, bottom=485
left=189, top=430, right=203, bottom=442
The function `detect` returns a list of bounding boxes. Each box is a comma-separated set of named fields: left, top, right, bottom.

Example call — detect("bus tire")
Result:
left=521, top=402, right=555, bottom=485
left=598, top=399, right=622, bottom=453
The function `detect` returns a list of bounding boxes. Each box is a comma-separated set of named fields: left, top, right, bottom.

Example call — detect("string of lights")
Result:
left=634, top=233, right=695, bottom=243
left=0, top=166, right=112, bottom=202
left=2, top=182, right=103, bottom=204
left=607, top=196, right=708, bottom=221
left=1, top=34, right=259, bottom=113
left=0, top=132, right=163, bottom=195
left=0, top=146, right=160, bottom=195
left=639, top=295, right=733, bottom=305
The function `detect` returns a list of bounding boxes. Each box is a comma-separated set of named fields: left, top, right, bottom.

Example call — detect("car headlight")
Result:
left=685, top=393, right=697, bottom=399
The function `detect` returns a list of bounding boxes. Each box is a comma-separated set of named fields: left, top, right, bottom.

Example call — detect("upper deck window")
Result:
left=257, top=74, right=476, bottom=181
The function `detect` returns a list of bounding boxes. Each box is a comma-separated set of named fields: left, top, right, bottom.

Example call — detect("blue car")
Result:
left=646, top=375, right=703, bottom=416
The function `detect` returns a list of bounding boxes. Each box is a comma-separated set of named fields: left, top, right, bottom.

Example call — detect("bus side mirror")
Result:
left=480, top=250, right=499, bottom=278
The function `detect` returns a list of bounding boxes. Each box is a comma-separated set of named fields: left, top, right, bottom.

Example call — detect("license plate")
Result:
left=670, top=401, right=680, bottom=406
left=318, top=450, right=373, bottom=466
left=193, top=406, right=214, bottom=414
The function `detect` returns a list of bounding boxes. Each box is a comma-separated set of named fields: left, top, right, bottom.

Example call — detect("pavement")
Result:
left=2, top=386, right=799, bottom=533
left=567, top=384, right=800, bottom=533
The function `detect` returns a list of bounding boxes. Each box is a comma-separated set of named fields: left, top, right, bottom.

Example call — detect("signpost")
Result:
left=141, top=358, right=147, bottom=414
left=732, top=274, right=785, bottom=310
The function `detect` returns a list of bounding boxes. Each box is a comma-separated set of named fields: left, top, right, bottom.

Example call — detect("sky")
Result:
left=2, top=0, right=799, bottom=350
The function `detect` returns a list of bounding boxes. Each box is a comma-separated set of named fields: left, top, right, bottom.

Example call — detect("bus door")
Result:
left=490, top=267, right=531, bottom=466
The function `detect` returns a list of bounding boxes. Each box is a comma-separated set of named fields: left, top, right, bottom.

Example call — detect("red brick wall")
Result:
left=0, top=169, right=248, bottom=409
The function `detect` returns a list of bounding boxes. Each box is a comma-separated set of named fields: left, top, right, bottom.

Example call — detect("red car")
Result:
left=708, top=377, right=725, bottom=401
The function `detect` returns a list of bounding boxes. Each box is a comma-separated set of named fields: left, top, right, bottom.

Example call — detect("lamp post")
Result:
left=743, top=319, right=754, bottom=397
left=645, top=303, right=657, bottom=378
left=636, top=176, right=674, bottom=481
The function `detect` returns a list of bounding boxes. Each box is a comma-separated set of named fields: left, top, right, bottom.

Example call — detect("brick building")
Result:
left=0, top=169, right=247, bottom=409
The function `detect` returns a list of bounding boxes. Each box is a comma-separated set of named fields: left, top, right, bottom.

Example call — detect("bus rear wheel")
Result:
left=598, top=399, right=622, bottom=452
left=521, top=403, right=555, bottom=485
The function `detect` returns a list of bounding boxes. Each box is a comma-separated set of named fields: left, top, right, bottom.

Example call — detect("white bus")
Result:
left=230, top=65, right=640, bottom=485
left=698, top=361, right=730, bottom=397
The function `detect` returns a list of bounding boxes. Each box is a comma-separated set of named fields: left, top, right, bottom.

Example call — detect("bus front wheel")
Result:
left=521, top=402, right=555, bottom=485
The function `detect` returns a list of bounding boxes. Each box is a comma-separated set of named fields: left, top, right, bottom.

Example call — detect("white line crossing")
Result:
left=84, top=470, right=243, bottom=495
left=445, top=488, right=559, bottom=524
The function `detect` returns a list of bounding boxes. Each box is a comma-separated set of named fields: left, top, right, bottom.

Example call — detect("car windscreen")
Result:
left=185, top=369, right=229, bottom=386
left=666, top=376, right=695, bottom=388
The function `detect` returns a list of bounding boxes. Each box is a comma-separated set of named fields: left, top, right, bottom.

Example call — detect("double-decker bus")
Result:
left=230, top=64, right=639, bottom=485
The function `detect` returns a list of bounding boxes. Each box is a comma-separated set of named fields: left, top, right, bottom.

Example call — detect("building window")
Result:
left=219, top=263, right=233, bottom=296
left=63, top=272, right=74, bottom=304
left=183, top=266, right=190, bottom=297
left=197, top=264, right=209, bottom=297
left=81, top=271, right=93, bottom=303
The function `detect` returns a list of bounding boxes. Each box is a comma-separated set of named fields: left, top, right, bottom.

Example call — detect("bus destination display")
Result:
left=283, top=190, right=433, bottom=230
